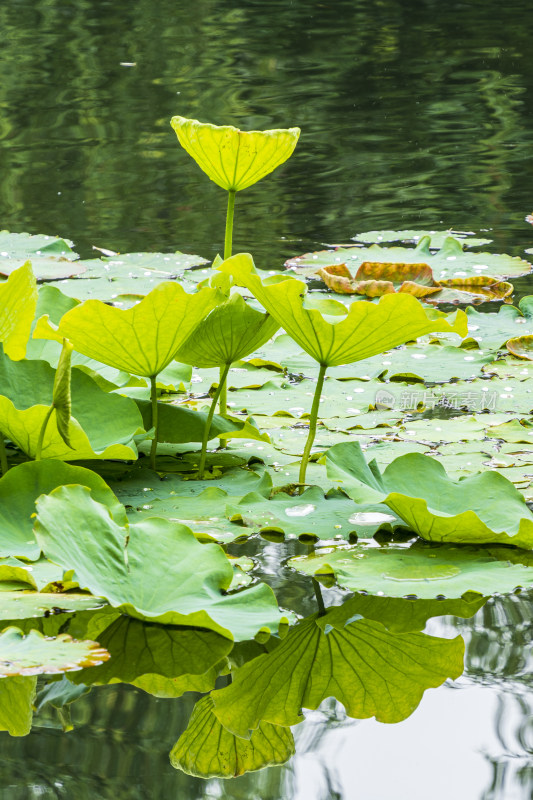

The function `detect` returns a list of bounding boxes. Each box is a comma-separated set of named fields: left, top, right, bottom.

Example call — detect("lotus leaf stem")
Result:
left=224, top=189, right=236, bottom=260
left=312, top=578, right=326, bottom=617
left=150, top=375, right=159, bottom=470
left=35, top=405, right=55, bottom=461
left=299, top=363, right=327, bottom=488
left=0, top=435, right=7, bottom=475
left=198, top=362, right=231, bottom=479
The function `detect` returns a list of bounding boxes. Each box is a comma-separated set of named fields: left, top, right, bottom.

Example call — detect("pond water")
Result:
left=1, top=0, right=533, bottom=798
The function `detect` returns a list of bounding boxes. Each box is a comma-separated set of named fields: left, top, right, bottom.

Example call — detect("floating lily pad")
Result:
left=171, top=695, right=295, bottom=778
left=227, top=486, right=404, bottom=541
left=0, top=627, right=109, bottom=676
left=352, top=230, right=492, bottom=248
left=326, top=441, right=533, bottom=548
left=285, top=237, right=532, bottom=281
left=34, top=485, right=289, bottom=641
left=0, top=592, right=106, bottom=621
left=464, top=297, right=533, bottom=350
left=486, top=418, right=533, bottom=443
left=0, top=231, right=77, bottom=260
left=288, top=542, right=533, bottom=599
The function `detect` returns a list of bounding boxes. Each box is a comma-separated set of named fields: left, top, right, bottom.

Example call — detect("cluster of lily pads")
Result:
left=1, top=116, right=533, bottom=778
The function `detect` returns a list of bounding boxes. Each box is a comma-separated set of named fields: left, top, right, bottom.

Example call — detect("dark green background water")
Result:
left=1, top=0, right=532, bottom=265
left=1, top=1, right=533, bottom=797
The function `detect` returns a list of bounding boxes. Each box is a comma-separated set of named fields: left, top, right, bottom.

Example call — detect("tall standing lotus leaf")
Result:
left=0, top=261, right=38, bottom=360
left=326, top=441, right=533, bottom=548
left=222, top=253, right=467, bottom=483
left=34, top=485, right=289, bottom=641
left=34, top=281, right=223, bottom=468
left=170, top=116, right=300, bottom=258
left=211, top=604, right=464, bottom=736
left=174, top=292, right=279, bottom=477
left=35, top=338, right=73, bottom=460
left=170, top=695, right=295, bottom=778
left=171, top=116, right=299, bottom=427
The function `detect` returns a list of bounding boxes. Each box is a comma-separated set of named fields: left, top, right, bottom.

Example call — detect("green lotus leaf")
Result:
left=212, top=608, right=464, bottom=735
left=170, top=116, right=300, bottom=192
left=463, top=296, right=533, bottom=350
left=130, top=670, right=220, bottom=698
left=34, top=485, right=289, bottom=641
left=0, top=262, right=38, bottom=360
left=324, top=592, right=487, bottom=633
left=135, top=399, right=269, bottom=445
left=221, top=254, right=467, bottom=367
left=507, top=334, right=533, bottom=360
left=34, top=281, right=223, bottom=377
left=326, top=441, right=533, bottom=548
left=170, top=694, right=295, bottom=778
left=286, top=236, right=532, bottom=281
left=484, top=356, right=532, bottom=381
left=0, top=231, right=77, bottom=260
left=0, top=627, right=109, bottom=676
left=0, top=353, right=144, bottom=460
left=486, top=418, right=533, bottom=443
left=289, top=541, right=533, bottom=599
left=51, top=339, right=73, bottom=448
left=353, top=229, right=492, bottom=248
left=174, top=293, right=279, bottom=367
left=0, top=556, right=67, bottom=591
left=68, top=615, right=232, bottom=687
left=227, top=485, right=404, bottom=542
left=0, top=459, right=127, bottom=559
left=0, top=592, right=106, bottom=621
left=0, top=676, right=36, bottom=736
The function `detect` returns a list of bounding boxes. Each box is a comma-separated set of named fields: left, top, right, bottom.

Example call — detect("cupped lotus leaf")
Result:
left=0, top=676, right=36, bottom=736
left=326, top=441, right=533, bottom=548
left=0, top=262, right=38, bottom=360
left=352, top=229, right=492, bottom=248
left=0, top=593, right=106, bottom=623
left=171, top=695, right=295, bottom=778
left=0, top=627, right=109, bottom=676
left=68, top=615, right=232, bottom=687
left=0, top=353, right=144, bottom=460
left=288, top=542, right=533, bottom=599
left=285, top=236, right=532, bottom=281
left=0, top=557, right=69, bottom=591
left=0, top=459, right=127, bottom=559
left=507, top=335, right=533, bottom=360
left=174, top=293, right=279, bottom=368
left=212, top=609, right=464, bottom=735
left=34, top=485, right=289, bottom=641
left=34, top=281, right=223, bottom=377
left=0, top=396, right=139, bottom=461
left=221, top=254, right=467, bottom=366
left=227, top=486, right=404, bottom=542
left=170, top=116, right=300, bottom=192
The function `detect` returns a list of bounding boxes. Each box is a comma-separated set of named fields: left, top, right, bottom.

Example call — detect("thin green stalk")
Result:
left=312, top=578, right=326, bottom=617
left=198, top=362, right=231, bottom=479
left=149, top=375, right=159, bottom=470
left=0, top=434, right=8, bottom=475
left=299, top=363, right=327, bottom=488
left=224, top=190, right=236, bottom=260
left=218, top=366, right=228, bottom=449
left=35, top=405, right=55, bottom=461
